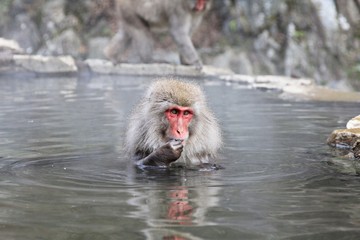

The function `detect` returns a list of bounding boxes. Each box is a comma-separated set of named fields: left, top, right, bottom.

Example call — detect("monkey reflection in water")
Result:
left=104, top=0, right=211, bottom=68
left=126, top=167, right=221, bottom=238
left=125, top=79, right=222, bottom=170
left=167, top=186, right=193, bottom=224
left=131, top=181, right=221, bottom=239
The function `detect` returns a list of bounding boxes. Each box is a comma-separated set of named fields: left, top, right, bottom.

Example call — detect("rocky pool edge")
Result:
left=2, top=54, right=360, bottom=103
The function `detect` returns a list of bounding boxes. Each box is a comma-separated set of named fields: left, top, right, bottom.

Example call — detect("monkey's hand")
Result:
left=136, top=139, right=183, bottom=167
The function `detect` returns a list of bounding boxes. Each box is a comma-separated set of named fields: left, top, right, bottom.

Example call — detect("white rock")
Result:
left=347, top=115, right=360, bottom=129
left=84, top=59, right=203, bottom=76
left=13, top=55, right=77, bottom=73
left=0, top=38, right=24, bottom=53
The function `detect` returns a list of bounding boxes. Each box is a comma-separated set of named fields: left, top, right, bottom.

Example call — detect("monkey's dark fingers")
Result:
left=169, top=141, right=183, bottom=151
left=170, top=141, right=182, bottom=146
left=174, top=145, right=184, bottom=152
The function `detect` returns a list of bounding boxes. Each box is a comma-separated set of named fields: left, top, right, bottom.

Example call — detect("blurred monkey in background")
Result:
left=104, top=0, right=211, bottom=68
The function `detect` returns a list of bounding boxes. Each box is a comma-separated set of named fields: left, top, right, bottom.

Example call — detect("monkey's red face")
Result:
left=165, top=106, right=194, bottom=141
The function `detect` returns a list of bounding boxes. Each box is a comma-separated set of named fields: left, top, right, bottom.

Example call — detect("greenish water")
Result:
left=0, top=75, right=359, bottom=239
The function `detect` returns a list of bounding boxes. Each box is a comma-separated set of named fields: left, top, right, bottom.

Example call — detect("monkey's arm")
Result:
left=135, top=140, right=183, bottom=167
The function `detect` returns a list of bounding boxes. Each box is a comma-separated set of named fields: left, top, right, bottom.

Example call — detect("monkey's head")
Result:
left=145, top=79, right=206, bottom=144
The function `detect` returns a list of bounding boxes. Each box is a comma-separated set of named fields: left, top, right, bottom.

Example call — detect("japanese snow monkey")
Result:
left=125, top=79, right=222, bottom=169
left=104, top=0, right=211, bottom=68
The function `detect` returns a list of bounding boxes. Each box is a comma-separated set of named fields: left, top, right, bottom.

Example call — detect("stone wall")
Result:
left=0, top=0, right=359, bottom=90
left=199, top=0, right=360, bottom=90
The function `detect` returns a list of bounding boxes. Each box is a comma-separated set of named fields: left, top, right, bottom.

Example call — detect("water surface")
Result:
left=0, top=75, right=359, bottom=239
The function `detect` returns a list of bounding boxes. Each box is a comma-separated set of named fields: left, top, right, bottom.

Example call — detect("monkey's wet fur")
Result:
left=125, top=79, right=222, bottom=170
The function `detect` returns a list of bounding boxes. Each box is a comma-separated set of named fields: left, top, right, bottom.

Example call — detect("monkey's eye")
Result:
left=170, top=109, right=178, bottom=115
left=183, top=110, right=191, bottom=115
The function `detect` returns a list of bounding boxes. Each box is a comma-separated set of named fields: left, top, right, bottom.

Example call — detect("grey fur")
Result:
left=125, top=79, right=222, bottom=168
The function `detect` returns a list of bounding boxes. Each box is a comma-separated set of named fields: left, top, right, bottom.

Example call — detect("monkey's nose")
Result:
left=177, top=129, right=186, bottom=137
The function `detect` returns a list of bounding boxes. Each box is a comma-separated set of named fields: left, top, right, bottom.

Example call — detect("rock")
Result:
left=84, top=59, right=202, bottom=76
left=253, top=75, right=312, bottom=91
left=201, top=65, right=234, bottom=76
left=327, top=129, right=360, bottom=148
left=219, top=74, right=313, bottom=92
left=347, top=115, right=360, bottom=129
left=219, top=73, right=360, bottom=102
left=12, top=55, right=77, bottom=74
left=0, top=38, right=24, bottom=54
left=327, top=128, right=360, bottom=159
left=280, top=85, right=360, bottom=102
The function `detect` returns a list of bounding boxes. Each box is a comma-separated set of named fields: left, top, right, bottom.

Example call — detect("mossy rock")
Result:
left=327, top=128, right=360, bottom=159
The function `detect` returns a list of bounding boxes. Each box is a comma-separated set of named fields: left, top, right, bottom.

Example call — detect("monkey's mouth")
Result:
left=169, top=138, right=186, bottom=145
